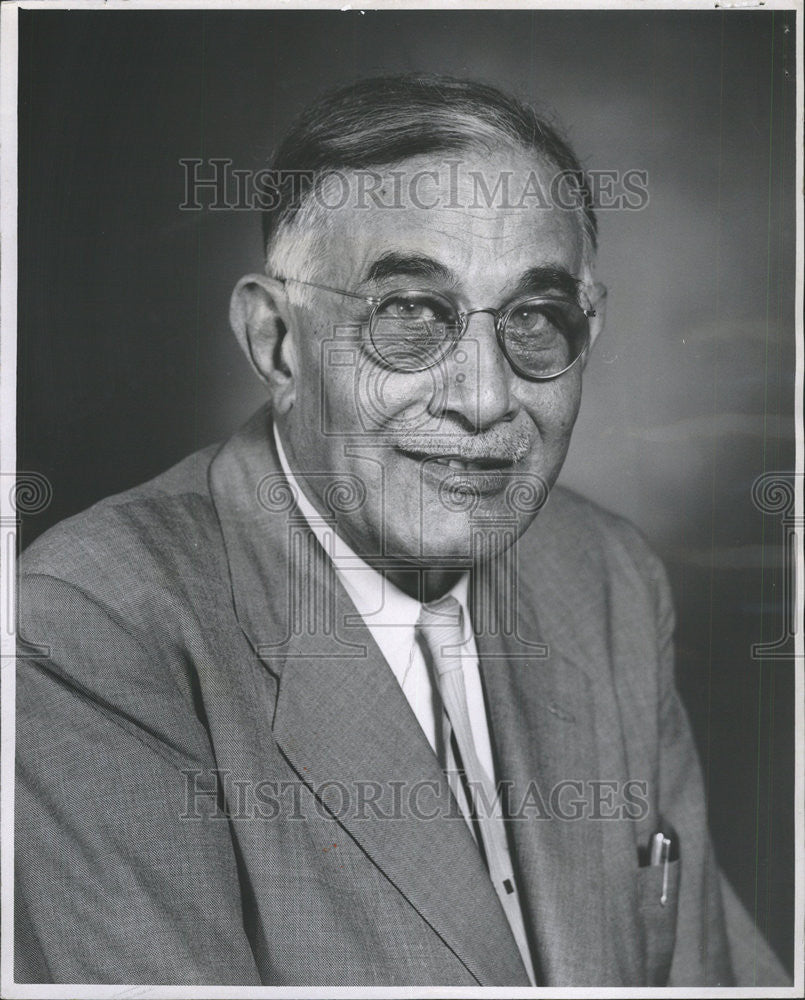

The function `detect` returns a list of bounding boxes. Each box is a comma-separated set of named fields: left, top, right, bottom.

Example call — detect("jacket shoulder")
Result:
left=516, top=484, right=675, bottom=676
left=20, top=443, right=222, bottom=593
left=16, top=443, right=235, bottom=670
left=530, top=484, right=669, bottom=588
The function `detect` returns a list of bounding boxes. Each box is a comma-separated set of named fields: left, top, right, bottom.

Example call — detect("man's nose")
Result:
left=442, top=312, right=517, bottom=431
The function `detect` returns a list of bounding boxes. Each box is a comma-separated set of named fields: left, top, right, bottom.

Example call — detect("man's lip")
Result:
left=399, top=449, right=515, bottom=497
left=398, top=449, right=516, bottom=472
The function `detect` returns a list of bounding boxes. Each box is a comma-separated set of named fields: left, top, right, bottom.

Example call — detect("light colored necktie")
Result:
left=416, top=595, right=537, bottom=986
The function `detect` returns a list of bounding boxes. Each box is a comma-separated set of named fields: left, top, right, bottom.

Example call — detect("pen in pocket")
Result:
left=650, top=831, right=672, bottom=905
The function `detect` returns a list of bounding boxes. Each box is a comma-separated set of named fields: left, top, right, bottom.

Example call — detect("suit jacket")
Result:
left=15, top=405, right=788, bottom=987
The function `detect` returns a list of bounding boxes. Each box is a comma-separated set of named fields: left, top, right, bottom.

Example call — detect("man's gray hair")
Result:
left=263, top=74, right=598, bottom=286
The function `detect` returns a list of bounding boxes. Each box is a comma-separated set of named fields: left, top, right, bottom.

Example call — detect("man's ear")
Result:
left=230, top=274, right=297, bottom=414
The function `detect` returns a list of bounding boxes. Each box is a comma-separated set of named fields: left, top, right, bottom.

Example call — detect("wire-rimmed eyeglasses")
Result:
left=275, top=275, right=597, bottom=381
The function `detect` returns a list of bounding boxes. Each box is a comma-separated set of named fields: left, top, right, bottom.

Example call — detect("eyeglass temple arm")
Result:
left=274, top=275, right=380, bottom=305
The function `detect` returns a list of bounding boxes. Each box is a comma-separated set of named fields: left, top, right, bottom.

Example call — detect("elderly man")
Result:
left=15, top=75, right=787, bottom=987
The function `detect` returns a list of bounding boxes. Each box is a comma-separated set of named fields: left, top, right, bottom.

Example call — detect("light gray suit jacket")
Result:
left=15, top=406, right=789, bottom=986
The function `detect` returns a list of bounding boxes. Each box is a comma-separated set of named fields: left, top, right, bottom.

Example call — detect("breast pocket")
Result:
left=637, top=858, right=680, bottom=985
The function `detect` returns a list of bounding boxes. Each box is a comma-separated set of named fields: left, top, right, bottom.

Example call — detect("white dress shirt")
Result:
left=273, top=425, right=535, bottom=982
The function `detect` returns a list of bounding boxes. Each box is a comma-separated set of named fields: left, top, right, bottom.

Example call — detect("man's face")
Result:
left=277, top=146, right=589, bottom=569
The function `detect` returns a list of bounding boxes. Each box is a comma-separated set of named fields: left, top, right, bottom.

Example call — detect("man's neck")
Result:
left=394, top=567, right=466, bottom=604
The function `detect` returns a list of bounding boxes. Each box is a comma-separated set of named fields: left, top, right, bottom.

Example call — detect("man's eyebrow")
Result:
left=363, top=252, right=455, bottom=286
left=508, top=266, right=582, bottom=299
left=362, top=255, right=581, bottom=299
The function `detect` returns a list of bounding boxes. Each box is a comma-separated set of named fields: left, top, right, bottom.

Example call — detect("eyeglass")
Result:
left=275, top=276, right=597, bottom=381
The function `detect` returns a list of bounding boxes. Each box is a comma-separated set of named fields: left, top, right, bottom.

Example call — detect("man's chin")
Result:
left=388, top=511, right=537, bottom=567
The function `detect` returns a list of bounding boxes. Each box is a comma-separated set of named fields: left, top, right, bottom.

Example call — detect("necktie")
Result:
left=416, top=595, right=537, bottom=986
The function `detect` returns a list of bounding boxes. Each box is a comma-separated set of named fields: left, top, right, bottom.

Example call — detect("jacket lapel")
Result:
left=474, top=512, right=645, bottom=986
left=208, top=407, right=529, bottom=986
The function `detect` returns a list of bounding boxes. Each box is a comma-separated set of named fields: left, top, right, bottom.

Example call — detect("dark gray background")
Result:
left=17, top=8, right=796, bottom=970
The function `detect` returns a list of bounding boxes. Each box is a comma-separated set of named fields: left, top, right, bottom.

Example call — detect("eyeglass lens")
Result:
left=368, top=290, right=589, bottom=378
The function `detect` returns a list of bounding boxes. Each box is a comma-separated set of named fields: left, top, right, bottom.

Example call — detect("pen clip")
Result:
left=649, top=831, right=672, bottom=905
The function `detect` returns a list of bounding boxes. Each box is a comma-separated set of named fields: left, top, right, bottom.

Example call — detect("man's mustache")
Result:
left=392, top=426, right=534, bottom=464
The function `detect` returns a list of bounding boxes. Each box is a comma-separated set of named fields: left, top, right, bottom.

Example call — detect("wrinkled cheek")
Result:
left=295, top=364, right=361, bottom=438
left=353, top=368, right=435, bottom=435
left=531, top=378, right=582, bottom=437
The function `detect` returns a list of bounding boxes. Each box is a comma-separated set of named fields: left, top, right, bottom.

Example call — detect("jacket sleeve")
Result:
left=649, top=557, right=790, bottom=986
left=15, top=571, right=261, bottom=985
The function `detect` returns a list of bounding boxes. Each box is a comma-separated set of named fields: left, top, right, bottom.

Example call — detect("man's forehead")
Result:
left=315, top=148, right=586, bottom=290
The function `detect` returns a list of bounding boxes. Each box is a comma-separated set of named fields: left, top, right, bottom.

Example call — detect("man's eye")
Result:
left=396, top=299, right=426, bottom=320
left=377, top=295, right=449, bottom=325
left=510, top=306, right=552, bottom=332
